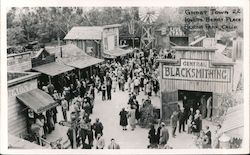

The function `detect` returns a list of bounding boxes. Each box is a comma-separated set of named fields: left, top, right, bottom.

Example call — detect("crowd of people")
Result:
left=25, top=47, right=223, bottom=149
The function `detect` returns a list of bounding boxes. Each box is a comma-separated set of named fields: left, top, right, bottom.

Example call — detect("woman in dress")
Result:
left=111, top=75, right=117, bottom=92
left=119, top=108, right=128, bottom=130
left=128, top=106, right=136, bottom=130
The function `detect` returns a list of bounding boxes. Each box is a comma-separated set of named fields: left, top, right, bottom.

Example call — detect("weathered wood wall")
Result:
left=8, top=79, right=37, bottom=136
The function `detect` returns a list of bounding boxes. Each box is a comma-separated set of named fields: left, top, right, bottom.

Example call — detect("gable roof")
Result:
left=64, top=24, right=121, bottom=40
left=64, top=26, right=103, bottom=40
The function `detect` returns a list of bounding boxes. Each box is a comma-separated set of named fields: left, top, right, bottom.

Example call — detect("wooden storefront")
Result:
left=8, top=72, right=39, bottom=136
left=158, top=46, right=234, bottom=120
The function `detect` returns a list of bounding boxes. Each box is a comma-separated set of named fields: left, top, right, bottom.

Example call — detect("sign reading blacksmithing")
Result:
left=162, top=59, right=231, bottom=82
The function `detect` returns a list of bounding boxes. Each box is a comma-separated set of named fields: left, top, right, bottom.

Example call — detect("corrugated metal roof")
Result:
left=32, top=62, right=74, bottom=77
left=48, top=44, right=104, bottom=69
left=16, top=88, right=58, bottom=114
left=64, top=26, right=103, bottom=40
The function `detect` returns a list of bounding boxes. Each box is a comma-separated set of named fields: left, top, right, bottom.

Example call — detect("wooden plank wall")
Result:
left=8, top=79, right=37, bottom=136
left=175, top=50, right=214, bottom=60
left=161, top=50, right=233, bottom=94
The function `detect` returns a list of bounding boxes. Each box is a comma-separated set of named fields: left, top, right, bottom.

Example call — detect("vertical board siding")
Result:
left=8, top=79, right=37, bottom=136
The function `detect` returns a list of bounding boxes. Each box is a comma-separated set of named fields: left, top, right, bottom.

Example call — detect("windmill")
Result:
left=139, top=8, right=160, bottom=49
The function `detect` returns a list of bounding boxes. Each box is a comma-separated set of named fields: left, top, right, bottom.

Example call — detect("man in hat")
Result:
left=178, top=107, right=186, bottom=133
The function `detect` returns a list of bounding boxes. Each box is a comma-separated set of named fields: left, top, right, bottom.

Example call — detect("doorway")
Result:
left=178, top=90, right=213, bottom=119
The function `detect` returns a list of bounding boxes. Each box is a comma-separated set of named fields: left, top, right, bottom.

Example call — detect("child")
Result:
left=101, top=83, right=106, bottom=101
left=187, top=115, right=193, bottom=134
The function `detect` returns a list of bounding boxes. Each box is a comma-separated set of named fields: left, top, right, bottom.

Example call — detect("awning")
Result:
left=103, top=48, right=134, bottom=58
left=32, top=62, right=74, bottom=77
left=221, top=104, right=244, bottom=139
left=66, top=56, right=104, bottom=69
left=17, top=89, right=58, bottom=114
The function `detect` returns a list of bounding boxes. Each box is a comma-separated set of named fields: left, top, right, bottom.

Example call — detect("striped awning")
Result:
left=17, top=89, right=58, bottom=114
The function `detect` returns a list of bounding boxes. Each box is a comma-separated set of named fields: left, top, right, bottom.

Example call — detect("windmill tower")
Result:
left=139, top=8, right=160, bottom=49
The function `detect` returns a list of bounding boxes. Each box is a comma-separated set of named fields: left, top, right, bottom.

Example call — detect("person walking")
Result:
left=34, top=114, right=45, bottom=145
left=111, top=75, right=117, bottom=92
left=96, top=133, right=105, bottom=149
left=192, top=114, right=201, bottom=137
left=128, top=106, right=136, bottom=131
left=101, top=83, right=107, bottom=101
left=178, top=108, right=186, bottom=133
left=213, top=124, right=222, bottom=148
left=119, top=108, right=128, bottom=130
left=156, top=121, right=162, bottom=145
left=92, top=118, right=104, bottom=139
left=108, top=138, right=120, bottom=149
left=159, top=122, right=169, bottom=148
left=148, top=124, right=157, bottom=148
left=204, top=126, right=212, bottom=148
left=67, top=126, right=76, bottom=149
left=61, top=97, right=68, bottom=121
left=134, top=77, right=140, bottom=95
left=106, top=75, right=112, bottom=100
left=170, top=111, right=178, bottom=137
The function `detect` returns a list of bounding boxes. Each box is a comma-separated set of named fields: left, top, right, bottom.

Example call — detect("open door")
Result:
left=161, top=90, right=179, bottom=120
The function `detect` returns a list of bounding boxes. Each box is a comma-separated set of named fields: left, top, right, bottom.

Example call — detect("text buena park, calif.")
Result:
left=184, top=8, right=242, bottom=30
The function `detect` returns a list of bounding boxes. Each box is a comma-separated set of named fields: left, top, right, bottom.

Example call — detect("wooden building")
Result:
left=47, top=44, right=104, bottom=80
left=158, top=46, right=234, bottom=120
left=7, top=52, right=32, bottom=72
left=64, top=24, right=133, bottom=59
left=156, top=26, right=189, bottom=50
left=8, top=71, right=57, bottom=137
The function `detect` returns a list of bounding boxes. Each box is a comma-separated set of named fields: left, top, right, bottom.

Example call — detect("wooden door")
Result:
left=161, top=90, right=179, bottom=120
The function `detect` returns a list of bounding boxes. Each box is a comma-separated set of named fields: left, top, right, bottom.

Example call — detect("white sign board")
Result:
left=162, top=59, right=231, bottom=82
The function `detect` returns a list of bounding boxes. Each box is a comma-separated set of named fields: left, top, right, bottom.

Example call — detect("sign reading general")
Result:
left=162, top=59, right=231, bottom=82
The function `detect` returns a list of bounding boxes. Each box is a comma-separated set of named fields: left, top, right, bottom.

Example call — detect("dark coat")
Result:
left=119, top=110, right=128, bottom=126
left=135, top=101, right=140, bottom=120
left=192, top=118, right=201, bottom=133
left=156, top=126, right=162, bottom=144
left=148, top=128, right=156, bottom=144
left=205, top=130, right=212, bottom=144
left=93, top=122, right=103, bottom=135
left=178, top=111, right=185, bottom=122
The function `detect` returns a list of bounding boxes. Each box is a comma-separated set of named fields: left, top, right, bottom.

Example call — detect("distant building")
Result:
left=155, top=26, right=189, bottom=49
left=64, top=24, right=133, bottom=59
